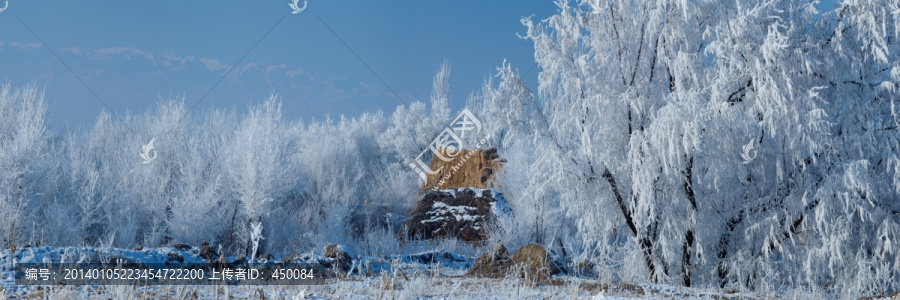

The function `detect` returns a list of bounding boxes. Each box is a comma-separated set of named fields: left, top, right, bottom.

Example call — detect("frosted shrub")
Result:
left=0, top=83, right=52, bottom=248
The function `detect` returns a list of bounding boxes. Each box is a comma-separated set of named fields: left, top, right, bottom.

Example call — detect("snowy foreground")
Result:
left=0, top=247, right=853, bottom=300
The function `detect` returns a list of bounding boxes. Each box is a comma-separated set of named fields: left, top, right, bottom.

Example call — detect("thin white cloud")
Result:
left=352, top=81, right=384, bottom=98
left=227, top=63, right=287, bottom=80
left=265, top=64, right=287, bottom=74
left=232, top=62, right=259, bottom=79
left=161, top=52, right=194, bottom=70
left=8, top=42, right=385, bottom=105
left=10, top=42, right=42, bottom=50
left=94, top=47, right=154, bottom=61
left=63, top=46, right=85, bottom=55
left=286, top=68, right=309, bottom=78
left=199, top=58, right=229, bottom=71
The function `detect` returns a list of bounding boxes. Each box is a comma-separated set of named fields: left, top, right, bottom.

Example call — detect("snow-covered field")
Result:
left=0, top=247, right=796, bottom=299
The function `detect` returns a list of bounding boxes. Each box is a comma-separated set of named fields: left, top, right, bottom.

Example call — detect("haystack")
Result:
left=466, top=244, right=513, bottom=278
left=403, top=188, right=510, bottom=244
left=510, top=243, right=563, bottom=283
left=466, top=243, right=564, bottom=284
left=423, top=147, right=504, bottom=191
left=323, top=244, right=353, bottom=273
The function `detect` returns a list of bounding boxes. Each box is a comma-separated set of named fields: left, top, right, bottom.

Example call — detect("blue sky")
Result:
left=0, top=1, right=838, bottom=131
left=0, top=1, right=558, bottom=130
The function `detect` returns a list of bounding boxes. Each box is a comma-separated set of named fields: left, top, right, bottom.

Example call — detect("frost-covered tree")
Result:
left=220, top=95, right=303, bottom=254
left=510, top=0, right=709, bottom=284
left=166, top=108, right=235, bottom=246
left=0, top=83, right=53, bottom=248
left=485, top=0, right=900, bottom=296
left=380, top=61, right=452, bottom=163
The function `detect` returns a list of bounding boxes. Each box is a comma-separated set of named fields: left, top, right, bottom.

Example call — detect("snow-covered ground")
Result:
left=0, top=247, right=818, bottom=299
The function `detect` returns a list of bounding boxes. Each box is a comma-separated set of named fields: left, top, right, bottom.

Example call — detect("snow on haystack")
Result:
left=404, top=188, right=510, bottom=244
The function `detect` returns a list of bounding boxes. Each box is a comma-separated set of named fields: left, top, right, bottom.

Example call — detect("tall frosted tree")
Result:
left=487, top=0, right=900, bottom=295
left=0, top=84, right=52, bottom=248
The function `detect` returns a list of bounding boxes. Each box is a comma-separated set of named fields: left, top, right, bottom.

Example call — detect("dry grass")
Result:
left=509, top=243, right=561, bottom=284
left=423, top=147, right=503, bottom=191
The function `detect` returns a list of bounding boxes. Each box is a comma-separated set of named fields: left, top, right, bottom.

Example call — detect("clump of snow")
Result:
left=423, top=201, right=479, bottom=224
left=432, top=188, right=511, bottom=218
left=391, top=250, right=473, bottom=269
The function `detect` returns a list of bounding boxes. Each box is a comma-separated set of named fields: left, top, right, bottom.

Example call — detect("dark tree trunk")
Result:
left=603, top=168, right=660, bottom=281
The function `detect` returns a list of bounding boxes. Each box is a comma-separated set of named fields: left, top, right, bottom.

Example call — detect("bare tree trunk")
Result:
left=603, top=168, right=660, bottom=281
left=682, top=154, right=697, bottom=287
